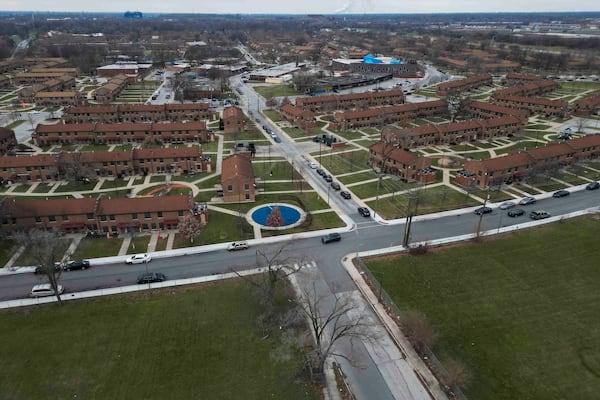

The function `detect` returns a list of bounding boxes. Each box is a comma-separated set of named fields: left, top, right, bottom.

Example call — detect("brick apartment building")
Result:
left=33, top=121, right=212, bottom=146
left=436, top=74, right=493, bottom=97
left=93, top=75, right=129, bottom=104
left=1, top=146, right=208, bottom=184
left=492, top=80, right=556, bottom=99
left=493, top=95, right=569, bottom=118
left=18, top=75, right=76, bottom=103
left=330, top=100, right=448, bottom=131
left=279, top=104, right=317, bottom=130
left=0, top=194, right=204, bottom=234
left=295, top=88, right=405, bottom=113
left=456, top=135, right=600, bottom=188
left=33, top=91, right=83, bottom=107
left=385, top=116, right=524, bottom=149
left=368, top=142, right=435, bottom=183
left=571, top=90, right=600, bottom=116
left=504, top=73, right=545, bottom=86
left=221, top=154, right=255, bottom=202
left=222, top=106, right=246, bottom=133
left=64, top=103, right=214, bottom=124
left=466, top=101, right=528, bottom=120
left=13, top=72, right=73, bottom=85
left=0, top=128, right=17, bottom=156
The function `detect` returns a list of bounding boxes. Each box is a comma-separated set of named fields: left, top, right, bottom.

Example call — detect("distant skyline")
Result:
left=1, top=0, right=599, bottom=14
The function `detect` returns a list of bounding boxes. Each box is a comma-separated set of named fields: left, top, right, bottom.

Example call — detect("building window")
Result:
left=178, top=210, right=184, bottom=217
left=49, top=215, right=56, bottom=222
left=227, top=185, right=233, bottom=192
left=100, top=215, right=107, bottom=221
left=145, top=212, right=151, bottom=219
left=62, top=215, right=69, bottom=221
left=157, top=212, right=163, bottom=218
left=132, top=213, right=138, bottom=220
left=86, top=213, right=93, bottom=220
left=244, top=184, right=250, bottom=191
left=110, top=215, right=115, bottom=221
left=35, top=216, right=42, bottom=223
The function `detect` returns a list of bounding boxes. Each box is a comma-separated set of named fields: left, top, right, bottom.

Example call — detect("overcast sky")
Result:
left=1, top=0, right=599, bottom=14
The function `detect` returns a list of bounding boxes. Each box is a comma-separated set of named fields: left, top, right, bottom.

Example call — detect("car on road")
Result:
left=321, top=232, right=341, bottom=244
left=519, top=196, right=537, bottom=205
left=137, top=272, right=167, bottom=284
left=474, top=206, right=493, bottom=215
left=308, top=162, right=318, bottom=169
left=530, top=210, right=551, bottom=220
left=358, top=207, right=371, bottom=217
left=34, top=263, right=62, bottom=275
left=30, top=283, right=64, bottom=297
left=552, top=189, right=570, bottom=198
left=273, top=136, right=281, bottom=143
left=499, top=201, right=516, bottom=210
left=340, top=190, right=351, bottom=199
left=63, top=260, right=90, bottom=271
left=331, top=182, right=341, bottom=190
left=227, top=241, right=249, bottom=251
left=586, top=181, right=600, bottom=190
left=507, top=208, right=525, bottom=217
left=324, top=175, right=333, bottom=183
left=316, top=168, right=325, bottom=176
left=125, top=254, right=152, bottom=264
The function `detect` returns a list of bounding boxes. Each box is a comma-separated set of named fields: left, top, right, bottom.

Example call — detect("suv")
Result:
left=227, top=241, right=249, bottom=251
left=30, top=284, right=64, bottom=298
left=530, top=210, right=551, bottom=220
left=358, top=207, right=371, bottom=217
left=321, top=233, right=341, bottom=244
left=586, top=181, right=600, bottom=190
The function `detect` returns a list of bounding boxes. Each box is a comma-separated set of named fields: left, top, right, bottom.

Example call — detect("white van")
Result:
left=30, top=283, right=64, bottom=297
left=227, top=241, right=249, bottom=251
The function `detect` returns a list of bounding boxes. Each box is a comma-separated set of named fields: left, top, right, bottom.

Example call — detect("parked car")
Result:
left=552, top=189, right=570, bottom=198
left=227, top=241, right=249, bottom=251
left=474, top=206, right=493, bottom=215
left=507, top=208, right=525, bottom=217
left=125, top=254, right=152, bottom=264
left=585, top=181, right=600, bottom=190
left=316, top=168, right=325, bottom=176
left=530, top=210, right=551, bottom=220
left=321, top=232, right=341, bottom=244
left=324, top=175, right=333, bottom=183
left=34, top=263, right=62, bottom=275
left=137, top=272, right=167, bottom=284
left=519, top=196, right=537, bottom=205
left=273, top=136, right=281, bottom=143
left=63, top=260, right=90, bottom=271
left=30, top=283, right=64, bottom=298
left=340, top=190, right=351, bottom=199
left=331, top=182, right=341, bottom=190
left=499, top=201, right=516, bottom=210
left=358, top=207, right=371, bottom=217
left=308, top=162, right=318, bottom=169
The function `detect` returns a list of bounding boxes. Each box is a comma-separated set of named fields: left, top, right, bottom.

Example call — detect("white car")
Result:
left=308, top=162, right=318, bottom=169
left=125, top=254, right=152, bottom=264
left=227, top=241, right=249, bottom=251
left=30, top=283, right=64, bottom=297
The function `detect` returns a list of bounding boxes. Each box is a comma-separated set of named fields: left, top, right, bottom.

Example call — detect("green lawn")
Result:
left=365, top=217, right=600, bottom=400
left=253, top=85, right=298, bottom=98
left=318, top=150, right=370, bottom=175
left=71, top=236, right=125, bottom=259
left=173, top=211, right=254, bottom=246
left=0, top=281, right=316, bottom=400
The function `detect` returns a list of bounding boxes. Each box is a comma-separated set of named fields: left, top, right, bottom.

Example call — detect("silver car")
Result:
left=499, top=201, right=516, bottom=210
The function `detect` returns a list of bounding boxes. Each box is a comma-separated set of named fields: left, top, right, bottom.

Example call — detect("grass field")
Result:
left=366, top=217, right=600, bottom=400
left=0, top=281, right=317, bottom=399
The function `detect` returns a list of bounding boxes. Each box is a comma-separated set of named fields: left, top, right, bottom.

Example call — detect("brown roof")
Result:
left=0, top=154, right=56, bottom=168
left=133, top=147, right=201, bottom=159
left=223, top=106, right=243, bottom=119
left=36, top=123, right=95, bottom=133
left=564, top=134, right=600, bottom=150
left=66, top=105, right=117, bottom=114
left=57, top=151, right=132, bottom=164
left=0, top=127, right=15, bottom=140
left=280, top=103, right=304, bottom=117
left=524, top=143, right=574, bottom=160
left=35, top=91, right=78, bottom=97
left=97, top=195, right=191, bottom=215
left=478, top=152, right=532, bottom=172
left=151, top=121, right=206, bottom=131
left=221, top=154, right=254, bottom=179
left=2, top=197, right=96, bottom=218
left=165, top=103, right=209, bottom=111
left=369, top=142, right=423, bottom=165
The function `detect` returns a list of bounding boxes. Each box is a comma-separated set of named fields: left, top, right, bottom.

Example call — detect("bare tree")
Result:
left=177, top=214, right=203, bottom=243
left=400, top=310, right=438, bottom=354
left=440, top=359, right=469, bottom=393
left=294, top=282, right=376, bottom=381
left=14, top=229, right=67, bottom=304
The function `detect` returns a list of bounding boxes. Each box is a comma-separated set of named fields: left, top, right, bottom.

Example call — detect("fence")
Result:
left=356, top=256, right=468, bottom=400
